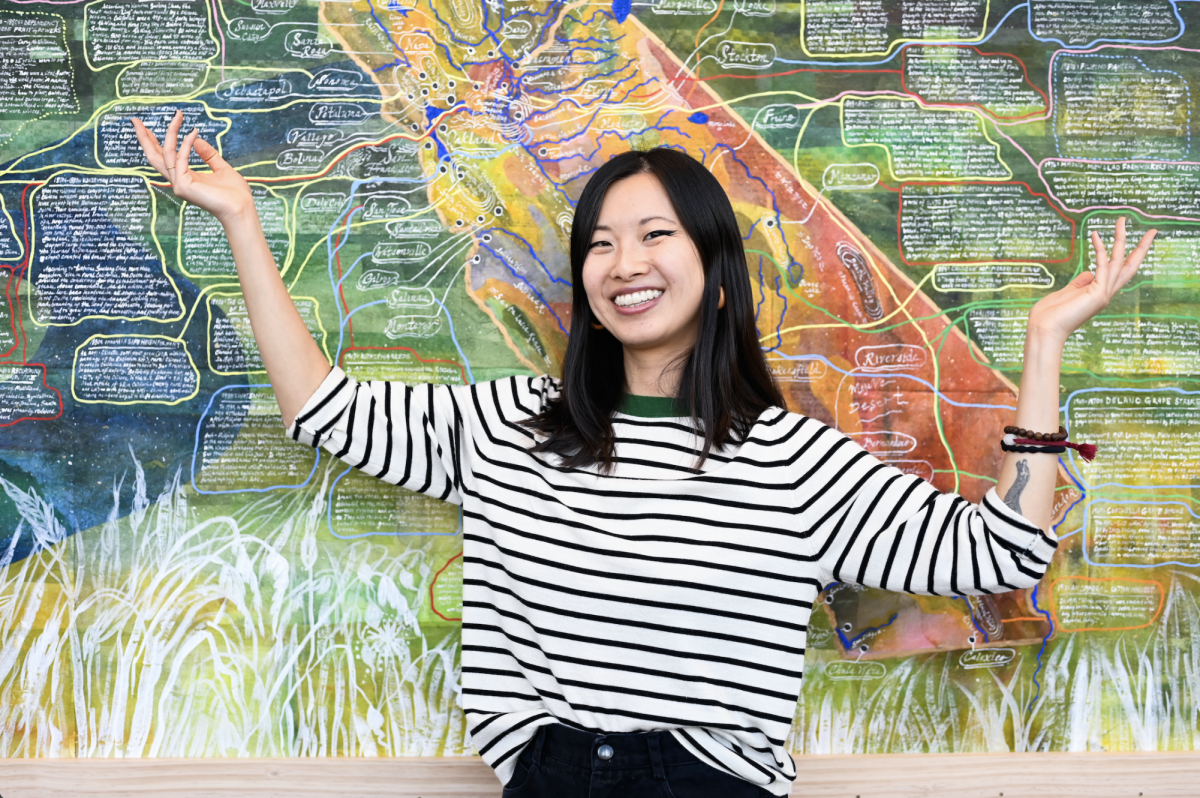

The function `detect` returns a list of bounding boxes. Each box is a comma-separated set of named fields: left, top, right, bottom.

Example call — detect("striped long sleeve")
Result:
left=801, top=425, right=1058, bottom=596
left=286, top=366, right=464, bottom=505
left=279, top=373, right=1058, bottom=796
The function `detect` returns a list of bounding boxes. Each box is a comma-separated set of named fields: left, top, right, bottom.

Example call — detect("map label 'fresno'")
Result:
left=717, top=41, right=776, bottom=70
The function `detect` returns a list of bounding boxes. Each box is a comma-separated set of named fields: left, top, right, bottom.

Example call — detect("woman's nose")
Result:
left=612, top=242, right=649, bottom=279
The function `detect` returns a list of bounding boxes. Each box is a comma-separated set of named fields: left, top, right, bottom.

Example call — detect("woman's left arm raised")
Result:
left=808, top=218, right=1156, bottom=596
left=995, top=217, right=1156, bottom=531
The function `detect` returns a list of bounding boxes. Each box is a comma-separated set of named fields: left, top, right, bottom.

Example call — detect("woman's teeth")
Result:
left=614, top=289, right=663, bottom=308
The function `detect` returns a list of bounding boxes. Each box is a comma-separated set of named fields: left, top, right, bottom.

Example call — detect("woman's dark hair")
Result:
left=524, top=147, right=785, bottom=471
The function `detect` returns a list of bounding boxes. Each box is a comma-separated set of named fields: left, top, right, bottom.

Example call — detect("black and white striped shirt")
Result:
left=287, top=368, right=1056, bottom=794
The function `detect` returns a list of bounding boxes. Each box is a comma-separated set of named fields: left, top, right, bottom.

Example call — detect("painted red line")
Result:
left=17, top=182, right=34, bottom=363
left=899, top=45, right=1050, bottom=122
left=671, top=67, right=902, bottom=82
left=0, top=182, right=64, bottom=426
left=0, top=267, right=17, bottom=359
left=0, top=362, right=63, bottom=427
left=429, top=551, right=463, bottom=622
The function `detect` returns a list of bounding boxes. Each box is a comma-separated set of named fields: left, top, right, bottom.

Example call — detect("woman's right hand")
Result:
left=131, top=110, right=254, bottom=225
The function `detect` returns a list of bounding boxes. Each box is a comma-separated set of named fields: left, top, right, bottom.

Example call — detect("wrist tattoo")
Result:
left=1004, top=459, right=1030, bottom=516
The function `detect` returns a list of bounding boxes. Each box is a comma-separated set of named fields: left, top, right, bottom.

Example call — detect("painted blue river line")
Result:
left=191, top=384, right=321, bottom=495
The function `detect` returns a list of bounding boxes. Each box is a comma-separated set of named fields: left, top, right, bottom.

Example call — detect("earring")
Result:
left=718, top=286, right=726, bottom=309
left=591, top=321, right=605, bottom=330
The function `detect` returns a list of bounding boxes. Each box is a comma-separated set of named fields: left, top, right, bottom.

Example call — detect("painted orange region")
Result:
left=1049, top=576, right=1165, bottom=633
left=694, top=0, right=726, bottom=48
left=429, top=552, right=463, bottom=622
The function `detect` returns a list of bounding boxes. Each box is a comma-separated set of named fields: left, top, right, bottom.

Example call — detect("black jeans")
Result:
left=501, top=724, right=776, bottom=798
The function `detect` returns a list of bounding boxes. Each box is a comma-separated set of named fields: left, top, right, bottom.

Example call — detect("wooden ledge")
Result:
left=0, top=752, right=1194, bottom=797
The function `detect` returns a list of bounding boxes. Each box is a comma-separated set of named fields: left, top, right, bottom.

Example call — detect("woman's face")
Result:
left=582, top=172, right=706, bottom=358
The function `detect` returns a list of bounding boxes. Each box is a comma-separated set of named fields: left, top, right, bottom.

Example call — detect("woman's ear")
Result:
left=718, top=286, right=726, bottom=309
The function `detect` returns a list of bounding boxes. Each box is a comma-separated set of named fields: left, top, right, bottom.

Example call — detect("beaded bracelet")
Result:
left=1004, top=425, right=1068, bottom=442
left=1001, top=432, right=1097, bottom=462
left=1001, top=438, right=1066, bottom=455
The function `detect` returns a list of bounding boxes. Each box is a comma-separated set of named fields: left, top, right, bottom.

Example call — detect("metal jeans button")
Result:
left=597, top=743, right=614, bottom=760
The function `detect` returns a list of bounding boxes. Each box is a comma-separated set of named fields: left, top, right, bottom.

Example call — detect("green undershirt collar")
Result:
left=618, top=393, right=690, bottom=418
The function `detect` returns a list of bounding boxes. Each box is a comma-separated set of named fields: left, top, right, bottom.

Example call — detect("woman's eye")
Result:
left=587, top=240, right=611, bottom=250
left=646, top=229, right=676, bottom=240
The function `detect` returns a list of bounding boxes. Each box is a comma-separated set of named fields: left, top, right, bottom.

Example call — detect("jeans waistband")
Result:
left=530, top=723, right=698, bottom=774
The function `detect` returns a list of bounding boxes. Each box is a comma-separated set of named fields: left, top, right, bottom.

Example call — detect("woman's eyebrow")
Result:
left=592, top=216, right=677, bottom=233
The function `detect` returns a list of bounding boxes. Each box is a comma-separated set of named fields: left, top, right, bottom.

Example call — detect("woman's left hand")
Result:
left=1026, top=217, right=1157, bottom=345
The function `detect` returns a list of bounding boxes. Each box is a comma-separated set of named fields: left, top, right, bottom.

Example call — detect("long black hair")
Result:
left=524, top=147, right=784, bottom=470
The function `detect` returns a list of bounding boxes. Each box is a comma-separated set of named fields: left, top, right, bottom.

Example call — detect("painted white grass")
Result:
left=0, top=452, right=467, bottom=758
left=794, top=577, right=1200, bottom=755
left=6, top=448, right=1200, bottom=759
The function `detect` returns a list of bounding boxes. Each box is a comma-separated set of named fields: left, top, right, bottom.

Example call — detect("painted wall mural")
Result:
left=0, top=0, right=1198, bottom=758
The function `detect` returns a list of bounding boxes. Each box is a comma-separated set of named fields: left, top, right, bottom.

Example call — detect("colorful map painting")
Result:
left=0, top=0, right=1198, bottom=760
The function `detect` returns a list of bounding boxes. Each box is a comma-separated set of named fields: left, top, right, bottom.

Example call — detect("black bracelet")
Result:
left=1001, top=441, right=1066, bottom=455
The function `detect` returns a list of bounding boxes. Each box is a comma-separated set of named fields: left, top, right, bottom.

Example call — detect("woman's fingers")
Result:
left=163, top=110, right=183, bottom=178
left=176, top=127, right=200, bottom=181
left=1066, top=270, right=1097, bottom=290
left=192, top=136, right=226, bottom=170
left=1105, top=217, right=1128, bottom=293
left=130, top=118, right=169, bottom=178
left=1112, top=229, right=1157, bottom=292
left=1090, top=230, right=1110, bottom=288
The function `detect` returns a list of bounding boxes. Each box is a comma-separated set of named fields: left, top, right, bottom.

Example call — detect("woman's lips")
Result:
left=612, top=288, right=664, bottom=314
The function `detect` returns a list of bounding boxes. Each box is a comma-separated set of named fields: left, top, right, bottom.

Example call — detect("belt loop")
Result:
left=647, top=733, right=666, bottom=780
left=531, top=724, right=548, bottom=768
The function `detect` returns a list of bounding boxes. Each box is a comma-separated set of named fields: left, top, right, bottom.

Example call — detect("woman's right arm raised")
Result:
left=132, top=111, right=331, bottom=426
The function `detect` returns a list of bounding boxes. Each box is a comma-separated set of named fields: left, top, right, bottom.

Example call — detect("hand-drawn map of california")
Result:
left=0, top=0, right=1197, bottom=759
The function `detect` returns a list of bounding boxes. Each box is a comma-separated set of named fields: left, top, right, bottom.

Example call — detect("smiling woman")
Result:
left=131, top=116, right=1157, bottom=798
left=525, top=149, right=783, bottom=471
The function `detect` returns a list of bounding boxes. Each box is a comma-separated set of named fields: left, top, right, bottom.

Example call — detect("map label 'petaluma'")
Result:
left=717, top=41, right=776, bottom=70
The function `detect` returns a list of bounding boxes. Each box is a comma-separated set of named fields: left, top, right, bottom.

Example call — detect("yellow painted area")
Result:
left=0, top=194, right=26, bottom=263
